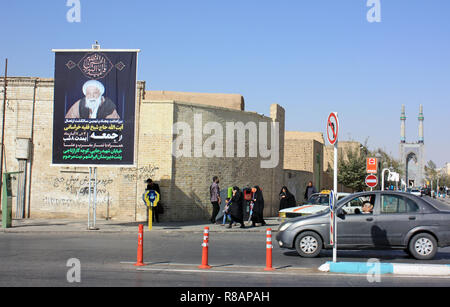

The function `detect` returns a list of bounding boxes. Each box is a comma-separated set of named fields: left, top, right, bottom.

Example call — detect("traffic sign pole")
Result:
left=327, top=112, right=339, bottom=263
left=144, top=190, right=160, bottom=231
left=333, top=142, right=338, bottom=263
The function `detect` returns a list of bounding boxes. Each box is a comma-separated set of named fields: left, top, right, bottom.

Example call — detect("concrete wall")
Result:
left=167, top=101, right=285, bottom=220
left=283, top=170, right=314, bottom=204
left=145, top=91, right=245, bottom=111
left=0, top=77, right=151, bottom=220
left=285, top=131, right=325, bottom=144
left=324, top=141, right=362, bottom=172
left=0, top=77, right=287, bottom=221
left=284, top=134, right=323, bottom=191
left=2, top=76, right=354, bottom=221
left=134, top=100, right=175, bottom=221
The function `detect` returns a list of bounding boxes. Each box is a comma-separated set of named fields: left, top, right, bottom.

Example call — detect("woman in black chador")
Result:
left=279, top=186, right=297, bottom=211
left=227, top=186, right=245, bottom=229
left=251, top=186, right=266, bottom=227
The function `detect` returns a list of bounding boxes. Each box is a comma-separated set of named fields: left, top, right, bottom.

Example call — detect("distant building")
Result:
left=399, top=105, right=426, bottom=188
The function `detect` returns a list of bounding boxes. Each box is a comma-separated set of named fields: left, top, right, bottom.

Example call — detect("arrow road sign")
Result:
left=327, top=113, right=339, bottom=145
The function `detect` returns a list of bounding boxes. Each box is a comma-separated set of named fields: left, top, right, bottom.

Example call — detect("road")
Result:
left=0, top=231, right=449, bottom=287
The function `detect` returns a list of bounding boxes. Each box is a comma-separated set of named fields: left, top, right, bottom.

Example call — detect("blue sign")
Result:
left=329, top=190, right=335, bottom=211
left=148, top=190, right=157, bottom=202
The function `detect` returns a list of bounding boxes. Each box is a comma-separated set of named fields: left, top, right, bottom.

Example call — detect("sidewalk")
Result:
left=0, top=217, right=281, bottom=234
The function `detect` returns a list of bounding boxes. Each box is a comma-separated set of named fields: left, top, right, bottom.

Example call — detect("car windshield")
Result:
left=308, top=194, right=329, bottom=205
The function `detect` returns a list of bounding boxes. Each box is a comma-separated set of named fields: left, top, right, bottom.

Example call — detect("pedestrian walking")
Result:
left=222, top=198, right=232, bottom=225
left=226, top=186, right=245, bottom=229
left=145, top=178, right=161, bottom=223
left=250, top=186, right=266, bottom=227
left=304, top=181, right=317, bottom=201
left=279, top=186, right=296, bottom=211
left=209, top=176, right=221, bottom=224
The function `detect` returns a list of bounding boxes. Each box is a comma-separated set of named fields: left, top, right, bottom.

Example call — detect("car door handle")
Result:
left=366, top=217, right=373, bottom=222
left=409, top=216, right=416, bottom=220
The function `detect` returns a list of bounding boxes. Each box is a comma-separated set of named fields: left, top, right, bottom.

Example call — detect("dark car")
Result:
left=276, top=191, right=450, bottom=260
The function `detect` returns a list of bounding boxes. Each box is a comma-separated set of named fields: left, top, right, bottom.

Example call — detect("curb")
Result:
left=0, top=218, right=280, bottom=234
left=0, top=226, right=277, bottom=234
left=319, top=262, right=450, bottom=276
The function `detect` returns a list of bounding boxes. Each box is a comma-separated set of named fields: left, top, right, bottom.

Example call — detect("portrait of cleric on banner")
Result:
left=52, top=51, right=138, bottom=166
left=65, top=80, right=120, bottom=119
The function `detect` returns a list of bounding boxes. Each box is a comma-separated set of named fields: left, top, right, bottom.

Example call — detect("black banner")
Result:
left=52, top=51, right=137, bottom=166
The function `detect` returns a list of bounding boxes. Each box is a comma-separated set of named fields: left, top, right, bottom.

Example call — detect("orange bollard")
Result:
left=198, top=227, right=212, bottom=269
left=264, top=228, right=275, bottom=271
left=134, top=224, right=146, bottom=267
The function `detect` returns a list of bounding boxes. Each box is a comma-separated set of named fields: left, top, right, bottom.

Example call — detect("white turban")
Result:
left=82, top=80, right=105, bottom=96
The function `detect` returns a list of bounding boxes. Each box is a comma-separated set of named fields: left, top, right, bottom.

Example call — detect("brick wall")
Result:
left=168, top=101, right=285, bottom=221
left=0, top=77, right=289, bottom=221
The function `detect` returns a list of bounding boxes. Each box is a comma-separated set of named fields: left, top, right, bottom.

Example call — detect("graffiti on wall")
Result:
left=121, top=165, right=159, bottom=182
left=52, top=175, right=114, bottom=196
left=41, top=164, right=159, bottom=210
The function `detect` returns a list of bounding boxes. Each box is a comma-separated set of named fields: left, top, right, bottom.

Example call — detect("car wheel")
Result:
left=408, top=233, right=438, bottom=260
left=295, top=231, right=323, bottom=258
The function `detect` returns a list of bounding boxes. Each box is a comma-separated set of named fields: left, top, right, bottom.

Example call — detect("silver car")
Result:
left=276, top=191, right=450, bottom=260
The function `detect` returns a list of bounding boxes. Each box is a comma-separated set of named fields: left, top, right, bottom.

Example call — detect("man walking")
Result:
left=304, top=181, right=317, bottom=202
left=210, top=176, right=221, bottom=224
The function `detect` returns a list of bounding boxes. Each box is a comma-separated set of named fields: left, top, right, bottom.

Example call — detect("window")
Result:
left=309, top=194, right=329, bottom=205
left=406, top=199, right=420, bottom=213
left=341, top=194, right=376, bottom=215
left=381, top=195, right=419, bottom=214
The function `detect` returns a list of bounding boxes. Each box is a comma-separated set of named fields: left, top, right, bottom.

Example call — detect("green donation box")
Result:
left=2, top=172, right=21, bottom=229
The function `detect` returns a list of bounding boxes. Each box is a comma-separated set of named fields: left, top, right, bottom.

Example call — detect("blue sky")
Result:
left=0, top=0, right=449, bottom=166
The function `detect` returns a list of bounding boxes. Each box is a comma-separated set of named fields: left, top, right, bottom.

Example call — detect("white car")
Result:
left=278, top=192, right=351, bottom=222
left=409, top=188, right=421, bottom=197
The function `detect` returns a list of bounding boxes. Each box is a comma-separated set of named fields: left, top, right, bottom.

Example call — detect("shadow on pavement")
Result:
left=283, top=249, right=450, bottom=262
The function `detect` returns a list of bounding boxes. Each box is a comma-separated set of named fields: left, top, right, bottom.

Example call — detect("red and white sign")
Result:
left=327, top=113, right=339, bottom=145
left=365, top=174, right=378, bottom=188
left=330, top=211, right=334, bottom=246
left=366, top=158, right=378, bottom=174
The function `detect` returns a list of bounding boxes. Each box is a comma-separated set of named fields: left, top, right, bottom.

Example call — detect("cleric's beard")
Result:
left=85, top=96, right=102, bottom=118
left=86, top=97, right=101, bottom=110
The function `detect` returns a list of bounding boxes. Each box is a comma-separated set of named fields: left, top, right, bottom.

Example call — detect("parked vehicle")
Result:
left=409, top=188, right=421, bottom=197
left=276, top=191, right=450, bottom=260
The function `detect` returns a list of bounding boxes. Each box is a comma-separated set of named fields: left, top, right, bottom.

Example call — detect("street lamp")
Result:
left=381, top=166, right=394, bottom=191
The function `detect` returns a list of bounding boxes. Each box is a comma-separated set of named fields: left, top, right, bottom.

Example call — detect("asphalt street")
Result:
left=0, top=231, right=449, bottom=287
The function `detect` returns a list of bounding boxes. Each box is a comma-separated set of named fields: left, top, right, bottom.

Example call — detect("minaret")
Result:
left=418, top=104, right=424, bottom=144
left=400, top=105, right=406, bottom=143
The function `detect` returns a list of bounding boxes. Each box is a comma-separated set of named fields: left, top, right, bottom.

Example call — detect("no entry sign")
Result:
left=327, top=113, right=339, bottom=145
left=365, top=174, right=378, bottom=188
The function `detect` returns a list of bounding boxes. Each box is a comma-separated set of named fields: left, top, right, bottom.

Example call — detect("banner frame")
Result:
left=51, top=49, right=140, bottom=167
left=52, top=49, right=141, bottom=53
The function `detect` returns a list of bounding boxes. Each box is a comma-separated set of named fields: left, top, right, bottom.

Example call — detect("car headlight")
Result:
left=279, top=212, right=286, bottom=218
left=279, top=222, right=292, bottom=232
